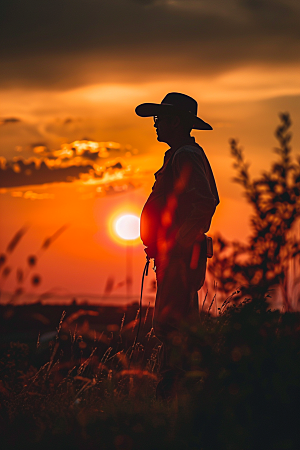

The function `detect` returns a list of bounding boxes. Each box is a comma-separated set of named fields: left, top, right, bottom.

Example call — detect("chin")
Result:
left=156, top=135, right=165, bottom=143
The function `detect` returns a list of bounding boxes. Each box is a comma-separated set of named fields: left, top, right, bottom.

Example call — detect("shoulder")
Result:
left=172, top=145, right=204, bottom=161
left=172, top=145, right=206, bottom=171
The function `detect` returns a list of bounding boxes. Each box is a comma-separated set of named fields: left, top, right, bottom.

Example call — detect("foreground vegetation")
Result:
left=1, top=296, right=300, bottom=450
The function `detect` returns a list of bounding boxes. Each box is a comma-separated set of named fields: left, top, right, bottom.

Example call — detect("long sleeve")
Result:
left=172, top=146, right=218, bottom=247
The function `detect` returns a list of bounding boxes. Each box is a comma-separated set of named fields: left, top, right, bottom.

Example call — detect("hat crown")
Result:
left=161, top=92, right=198, bottom=116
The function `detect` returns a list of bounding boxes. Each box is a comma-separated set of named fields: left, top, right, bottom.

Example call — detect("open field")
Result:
left=1, top=296, right=300, bottom=450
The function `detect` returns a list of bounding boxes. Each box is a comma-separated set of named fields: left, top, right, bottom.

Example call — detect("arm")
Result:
left=172, top=149, right=217, bottom=248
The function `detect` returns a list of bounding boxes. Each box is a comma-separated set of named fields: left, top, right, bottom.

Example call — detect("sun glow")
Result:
left=115, top=214, right=140, bottom=240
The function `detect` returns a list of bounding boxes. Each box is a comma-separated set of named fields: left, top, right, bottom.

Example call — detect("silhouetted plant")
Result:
left=2, top=297, right=300, bottom=450
left=0, top=225, right=69, bottom=301
left=209, top=113, right=300, bottom=310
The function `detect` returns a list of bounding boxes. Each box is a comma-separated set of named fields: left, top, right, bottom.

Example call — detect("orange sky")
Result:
left=1, top=0, right=300, bottom=303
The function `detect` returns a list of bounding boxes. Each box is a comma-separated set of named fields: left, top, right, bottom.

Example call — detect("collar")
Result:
left=164, top=136, right=197, bottom=160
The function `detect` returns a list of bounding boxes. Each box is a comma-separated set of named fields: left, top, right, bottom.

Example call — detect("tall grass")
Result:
left=1, top=294, right=300, bottom=450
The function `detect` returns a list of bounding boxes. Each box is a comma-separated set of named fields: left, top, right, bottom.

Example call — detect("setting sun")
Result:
left=115, top=214, right=140, bottom=240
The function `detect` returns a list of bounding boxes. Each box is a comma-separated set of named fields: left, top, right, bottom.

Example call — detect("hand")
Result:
left=144, top=244, right=157, bottom=259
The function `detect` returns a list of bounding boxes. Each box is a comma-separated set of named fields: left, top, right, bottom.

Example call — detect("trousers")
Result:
left=153, top=239, right=206, bottom=339
left=152, top=239, right=207, bottom=399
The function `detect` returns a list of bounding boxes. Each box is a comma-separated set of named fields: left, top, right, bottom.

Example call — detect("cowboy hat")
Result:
left=135, top=92, right=212, bottom=130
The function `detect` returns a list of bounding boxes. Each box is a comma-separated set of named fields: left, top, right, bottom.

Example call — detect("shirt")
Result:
left=140, top=137, right=219, bottom=249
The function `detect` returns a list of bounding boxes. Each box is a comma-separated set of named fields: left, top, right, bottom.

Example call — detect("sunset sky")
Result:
left=1, top=0, right=300, bottom=302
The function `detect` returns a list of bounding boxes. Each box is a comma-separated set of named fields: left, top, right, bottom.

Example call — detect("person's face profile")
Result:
left=153, top=115, right=175, bottom=143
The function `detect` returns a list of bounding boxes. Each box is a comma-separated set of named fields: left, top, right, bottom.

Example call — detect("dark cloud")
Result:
left=0, top=159, right=94, bottom=188
left=32, top=139, right=123, bottom=160
left=133, top=0, right=156, bottom=4
left=0, top=0, right=299, bottom=88
left=97, top=182, right=136, bottom=196
left=109, top=162, right=123, bottom=169
left=0, top=117, right=21, bottom=125
left=31, top=142, right=48, bottom=149
left=0, top=138, right=140, bottom=191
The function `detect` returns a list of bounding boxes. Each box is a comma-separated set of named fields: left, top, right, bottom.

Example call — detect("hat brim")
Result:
left=135, top=103, right=212, bottom=130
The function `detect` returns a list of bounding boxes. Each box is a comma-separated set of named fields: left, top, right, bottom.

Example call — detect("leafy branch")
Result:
left=209, top=113, right=300, bottom=310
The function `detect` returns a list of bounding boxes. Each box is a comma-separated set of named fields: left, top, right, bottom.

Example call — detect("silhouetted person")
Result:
left=135, top=93, right=219, bottom=399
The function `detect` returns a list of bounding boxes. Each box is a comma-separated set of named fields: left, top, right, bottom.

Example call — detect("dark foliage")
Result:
left=1, top=299, right=300, bottom=449
left=209, top=113, right=300, bottom=309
